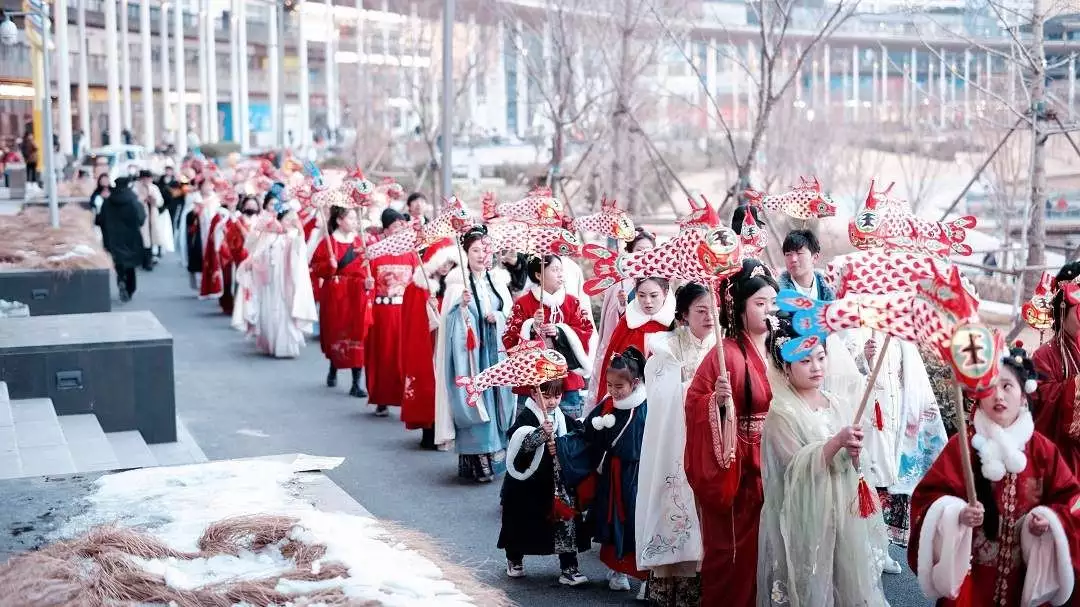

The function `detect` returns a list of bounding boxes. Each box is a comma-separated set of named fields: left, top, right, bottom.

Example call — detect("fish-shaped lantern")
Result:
left=744, top=177, right=838, bottom=220
left=1022, top=271, right=1056, bottom=332
left=455, top=342, right=569, bottom=409
left=583, top=226, right=743, bottom=296
left=570, top=197, right=636, bottom=241
left=849, top=181, right=976, bottom=257
left=738, top=204, right=768, bottom=260
left=487, top=220, right=582, bottom=257
left=484, top=187, right=564, bottom=225
left=824, top=250, right=945, bottom=298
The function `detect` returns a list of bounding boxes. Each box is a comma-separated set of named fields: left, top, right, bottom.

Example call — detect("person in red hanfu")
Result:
left=593, top=276, right=674, bottom=407
left=683, top=259, right=777, bottom=606
left=363, top=208, right=418, bottom=416
left=199, top=184, right=239, bottom=314
left=1031, top=261, right=1080, bottom=474
left=399, top=237, right=458, bottom=450
left=910, top=342, right=1080, bottom=607
left=225, top=195, right=260, bottom=267
left=503, top=254, right=594, bottom=419
left=310, top=205, right=374, bottom=399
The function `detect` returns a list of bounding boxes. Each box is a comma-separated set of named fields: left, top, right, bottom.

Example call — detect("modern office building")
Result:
left=0, top=0, right=1077, bottom=157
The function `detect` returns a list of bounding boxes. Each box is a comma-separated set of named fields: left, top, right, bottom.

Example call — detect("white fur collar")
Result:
left=524, top=399, right=566, bottom=436
left=614, top=385, right=647, bottom=410
left=530, top=286, right=566, bottom=308
left=972, top=408, right=1034, bottom=481
left=624, top=292, right=676, bottom=329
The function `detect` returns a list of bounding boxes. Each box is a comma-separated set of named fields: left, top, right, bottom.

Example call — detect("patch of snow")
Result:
left=235, top=428, right=270, bottom=438
left=54, top=459, right=482, bottom=606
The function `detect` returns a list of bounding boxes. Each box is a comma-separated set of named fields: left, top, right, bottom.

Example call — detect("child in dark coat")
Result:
left=498, top=379, right=590, bottom=586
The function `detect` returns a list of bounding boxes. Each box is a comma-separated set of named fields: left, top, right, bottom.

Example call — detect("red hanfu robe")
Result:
left=683, top=335, right=773, bottom=607
left=400, top=266, right=439, bottom=430
left=1032, top=337, right=1080, bottom=473
left=594, top=295, right=675, bottom=405
left=199, top=209, right=235, bottom=314
left=310, top=236, right=371, bottom=370
left=909, top=429, right=1080, bottom=606
left=224, top=215, right=252, bottom=266
left=364, top=250, right=418, bottom=406
left=503, top=287, right=594, bottom=395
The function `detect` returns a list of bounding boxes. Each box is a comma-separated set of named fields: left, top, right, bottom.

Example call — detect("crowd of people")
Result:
left=88, top=157, right=1080, bottom=607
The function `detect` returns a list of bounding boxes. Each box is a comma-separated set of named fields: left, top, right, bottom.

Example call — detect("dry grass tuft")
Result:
left=0, top=206, right=111, bottom=272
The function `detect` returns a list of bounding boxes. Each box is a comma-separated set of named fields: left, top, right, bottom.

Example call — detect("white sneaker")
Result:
left=505, top=559, right=524, bottom=578
left=558, top=566, right=588, bottom=586
left=882, top=555, right=902, bottom=574
left=608, top=572, right=631, bottom=591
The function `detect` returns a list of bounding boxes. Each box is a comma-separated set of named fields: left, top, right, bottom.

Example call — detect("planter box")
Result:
left=0, top=268, right=111, bottom=316
left=0, top=311, right=176, bottom=444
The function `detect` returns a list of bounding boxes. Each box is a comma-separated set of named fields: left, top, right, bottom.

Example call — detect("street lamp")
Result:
left=1, top=3, right=60, bottom=228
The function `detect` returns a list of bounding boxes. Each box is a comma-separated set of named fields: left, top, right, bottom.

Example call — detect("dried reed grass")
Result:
left=0, top=206, right=110, bottom=272
left=0, top=513, right=508, bottom=607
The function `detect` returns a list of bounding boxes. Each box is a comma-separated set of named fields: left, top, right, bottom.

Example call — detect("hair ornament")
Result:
left=750, top=265, right=766, bottom=279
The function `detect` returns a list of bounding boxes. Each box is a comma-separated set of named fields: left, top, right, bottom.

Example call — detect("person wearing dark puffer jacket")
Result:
left=96, top=176, right=147, bottom=302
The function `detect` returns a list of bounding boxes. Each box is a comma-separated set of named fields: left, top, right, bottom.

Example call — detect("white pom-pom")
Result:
left=971, top=435, right=987, bottom=450
left=1004, top=450, right=1027, bottom=474
left=982, top=459, right=1006, bottom=482
left=602, top=414, right=617, bottom=429
left=591, top=416, right=605, bottom=431
left=1024, top=379, right=1038, bottom=394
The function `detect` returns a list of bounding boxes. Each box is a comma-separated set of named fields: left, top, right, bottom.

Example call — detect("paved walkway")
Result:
left=125, top=256, right=931, bottom=606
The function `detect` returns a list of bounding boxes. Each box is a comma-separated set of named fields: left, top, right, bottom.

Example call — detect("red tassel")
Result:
left=873, top=400, right=884, bottom=431
left=552, top=495, right=576, bottom=521
left=466, top=326, right=478, bottom=351
left=856, top=475, right=878, bottom=518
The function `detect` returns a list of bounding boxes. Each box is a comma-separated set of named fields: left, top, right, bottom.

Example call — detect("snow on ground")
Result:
left=56, top=459, right=477, bottom=606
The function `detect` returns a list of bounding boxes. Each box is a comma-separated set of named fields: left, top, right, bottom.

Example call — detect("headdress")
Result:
left=1002, top=340, right=1039, bottom=394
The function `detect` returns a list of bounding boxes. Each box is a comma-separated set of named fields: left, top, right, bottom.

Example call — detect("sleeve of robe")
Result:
left=683, top=344, right=740, bottom=511
left=503, top=300, right=530, bottom=350
left=309, top=240, right=337, bottom=280
left=1026, top=434, right=1080, bottom=584
left=556, top=407, right=604, bottom=488
left=554, top=297, right=595, bottom=374
left=226, top=222, right=248, bottom=265
left=1032, top=345, right=1080, bottom=448
left=443, top=293, right=490, bottom=429
left=287, top=230, right=318, bottom=329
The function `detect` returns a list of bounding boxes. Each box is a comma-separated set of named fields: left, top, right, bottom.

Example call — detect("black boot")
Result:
left=326, top=363, right=337, bottom=388
left=349, top=368, right=367, bottom=398
left=420, top=427, right=436, bottom=450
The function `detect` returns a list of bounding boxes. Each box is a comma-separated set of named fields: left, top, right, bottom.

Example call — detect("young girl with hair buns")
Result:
left=910, top=341, right=1080, bottom=606
left=559, top=347, right=650, bottom=596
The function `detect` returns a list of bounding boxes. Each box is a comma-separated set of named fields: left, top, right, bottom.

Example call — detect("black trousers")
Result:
left=505, top=550, right=577, bottom=569
left=116, top=264, right=137, bottom=296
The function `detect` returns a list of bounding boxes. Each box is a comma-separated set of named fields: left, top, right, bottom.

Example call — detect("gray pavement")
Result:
left=123, top=256, right=932, bottom=607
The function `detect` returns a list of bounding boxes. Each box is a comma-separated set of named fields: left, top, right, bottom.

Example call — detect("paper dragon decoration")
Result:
left=744, top=176, right=839, bottom=220
left=678, top=194, right=722, bottom=229
left=455, top=342, right=569, bottom=411
left=582, top=226, right=744, bottom=296
left=849, top=181, right=977, bottom=257
left=364, top=198, right=475, bottom=260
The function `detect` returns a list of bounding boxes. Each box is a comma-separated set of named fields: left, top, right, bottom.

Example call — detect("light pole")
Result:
left=1, top=3, right=60, bottom=228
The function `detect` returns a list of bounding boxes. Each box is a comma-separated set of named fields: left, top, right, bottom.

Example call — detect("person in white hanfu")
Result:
left=636, top=282, right=714, bottom=605
left=757, top=319, right=888, bottom=607
left=859, top=331, right=948, bottom=573
left=231, top=199, right=317, bottom=359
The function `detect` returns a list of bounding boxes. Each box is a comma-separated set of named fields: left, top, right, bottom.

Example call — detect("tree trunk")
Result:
left=1025, top=0, right=1047, bottom=298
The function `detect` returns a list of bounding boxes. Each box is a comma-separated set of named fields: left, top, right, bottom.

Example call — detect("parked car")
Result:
left=79, top=145, right=150, bottom=181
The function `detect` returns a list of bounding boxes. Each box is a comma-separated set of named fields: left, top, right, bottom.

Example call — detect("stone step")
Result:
left=0, top=395, right=206, bottom=480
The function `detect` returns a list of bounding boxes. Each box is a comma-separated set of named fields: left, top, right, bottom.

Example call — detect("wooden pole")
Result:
left=952, top=384, right=979, bottom=505
left=707, top=278, right=735, bottom=468
left=853, top=334, right=892, bottom=424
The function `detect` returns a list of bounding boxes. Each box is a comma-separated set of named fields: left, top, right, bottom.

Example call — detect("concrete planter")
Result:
left=0, top=268, right=111, bottom=316
left=0, top=311, right=176, bottom=444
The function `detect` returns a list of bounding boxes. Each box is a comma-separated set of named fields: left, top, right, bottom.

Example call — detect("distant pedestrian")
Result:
left=96, top=176, right=146, bottom=302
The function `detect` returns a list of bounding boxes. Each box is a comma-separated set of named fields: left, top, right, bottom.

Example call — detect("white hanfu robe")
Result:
left=231, top=219, right=316, bottom=358
left=757, top=375, right=889, bottom=607
left=636, top=327, right=714, bottom=578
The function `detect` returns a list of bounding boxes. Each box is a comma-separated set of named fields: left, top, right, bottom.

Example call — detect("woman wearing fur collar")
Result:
left=432, top=225, right=516, bottom=480
left=910, top=342, right=1080, bottom=606
left=591, top=277, right=675, bottom=411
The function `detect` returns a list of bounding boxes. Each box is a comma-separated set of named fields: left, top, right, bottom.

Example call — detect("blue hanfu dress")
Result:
left=433, top=265, right=516, bottom=481
left=558, top=384, right=648, bottom=578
